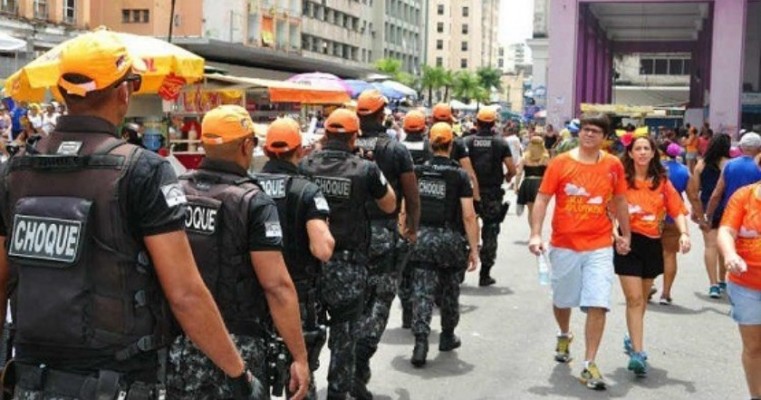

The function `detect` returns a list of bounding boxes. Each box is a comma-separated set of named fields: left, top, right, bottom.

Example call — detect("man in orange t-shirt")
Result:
left=718, top=183, right=761, bottom=400
left=529, top=113, right=631, bottom=391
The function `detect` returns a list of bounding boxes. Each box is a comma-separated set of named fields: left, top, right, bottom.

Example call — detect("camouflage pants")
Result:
left=166, top=334, right=269, bottom=400
left=13, top=390, right=74, bottom=400
left=398, top=261, right=414, bottom=314
left=479, top=190, right=504, bottom=274
left=357, top=222, right=399, bottom=350
left=410, top=262, right=461, bottom=337
left=320, top=256, right=367, bottom=397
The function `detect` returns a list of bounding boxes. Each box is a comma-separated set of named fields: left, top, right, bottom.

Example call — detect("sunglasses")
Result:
left=114, top=74, right=142, bottom=92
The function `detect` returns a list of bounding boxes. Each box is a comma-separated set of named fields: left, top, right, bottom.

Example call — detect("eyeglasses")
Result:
left=114, top=74, right=142, bottom=93
left=581, top=126, right=604, bottom=135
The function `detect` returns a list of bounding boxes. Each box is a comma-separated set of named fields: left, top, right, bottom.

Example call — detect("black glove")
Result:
left=228, top=370, right=268, bottom=400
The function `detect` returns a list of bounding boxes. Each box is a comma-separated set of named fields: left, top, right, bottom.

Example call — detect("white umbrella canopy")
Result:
left=381, top=80, right=417, bottom=99
left=0, top=33, right=26, bottom=52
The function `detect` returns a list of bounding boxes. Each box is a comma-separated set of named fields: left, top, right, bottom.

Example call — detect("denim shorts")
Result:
left=549, top=246, right=615, bottom=311
left=727, top=281, right=761, bottom=325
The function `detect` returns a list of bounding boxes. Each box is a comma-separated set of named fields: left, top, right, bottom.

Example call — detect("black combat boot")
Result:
left=439, top=330, right=462, bottom=351
left=479, top=265, right=496, bottom=287
left=326, top=390, right=347, bottom=400
left=351, top=380, right=374, bottom=400
left=411, top=335, right=428, bottom=367
left=355, top=341, right=376, bottom=385
left=402, top=305, right=412, bottom=329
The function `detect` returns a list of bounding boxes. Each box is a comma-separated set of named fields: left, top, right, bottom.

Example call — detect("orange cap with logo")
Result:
left=356, top=89, right=388, bottom=116
left=58, top=29, right=146, bottom=97
left=476, top=107, right=497, bottom=123
left=432, top=103, right=455, bottom=123
left=265, top=117, right=302, bottom=154
left=403, top=110, right=426, bottom=133
left=325, top=108, right=360, bottom=134
left=201, top=105, right=255, bottom=145
left=429, top=122, right=454, bottom=145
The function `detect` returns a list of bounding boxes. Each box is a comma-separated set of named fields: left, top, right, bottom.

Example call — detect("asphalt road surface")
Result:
left=311, top=192, right=746, bottom=399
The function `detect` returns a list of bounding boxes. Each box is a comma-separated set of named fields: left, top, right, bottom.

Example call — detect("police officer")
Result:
left=0, top=31, right=263, bottom=400
left=168, top=106, right=309, bottom=399
left=352, top=89, right=420, bottom=400
left=464, top=107, right=516, bottom=286
left=255, top=117, right=335, bottom=399
left=432, top=103, right=481, bottom=203
left=299, top=108, right=396, bottom=400
left=408, top=122, right=480, bottom=367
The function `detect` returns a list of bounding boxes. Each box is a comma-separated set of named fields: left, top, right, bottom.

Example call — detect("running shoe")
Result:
left=580, top=362, right=607, bottom=390
left=623, top=335, right=633, bottom=356
left=628, top=352, right=648, bottom=377
left=709, top=285, right=721, bottom=299
left=554, top=334, right=573, bottom=363
left=659, top=297, right=673, bottom=305
left=718, top=281, right=727, bottom=292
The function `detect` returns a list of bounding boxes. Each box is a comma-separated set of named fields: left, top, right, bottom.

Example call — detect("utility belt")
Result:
left=12, top=363, right=165, bottom=400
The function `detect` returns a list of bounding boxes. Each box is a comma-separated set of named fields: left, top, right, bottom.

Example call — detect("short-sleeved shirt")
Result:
left=721, top=155, right=761, bottom=209
left=260, top=159, right=331, bottom=223
left=625, top=178, right=686, bottom=238
left=196, top=159, right=283, bottom=252
left=360, top=129, right=414, bottom=191
left=311, top=139, right=389, bottom=201
left=505, top=135, right=523, bottom=167
left=664, top=159, right=690, bottom=224
left=720, top=184, right=761, bottom=290
left=451, top=137, right=469, bottom=162
left=0, top=116, right=186, bottom=238
left=466, top=130, right=513, bottom=188
left=538, top=151, right=627, bottom=251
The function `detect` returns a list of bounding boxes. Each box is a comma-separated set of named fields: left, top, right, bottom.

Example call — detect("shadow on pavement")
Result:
left=390, top=351, right=475, bottom=380
left=527, top=362, right=615, bottom=399
left=607, top=365, right=697, bottom=395
left=693, top=291, right=731, bottom=304
left=459, top=285, right=514, bottom=297
left=646, top=302, right=728, bottom=317
left=380, top=327, right=415, bottom=346
left=513, top=240, right=529, bottom=245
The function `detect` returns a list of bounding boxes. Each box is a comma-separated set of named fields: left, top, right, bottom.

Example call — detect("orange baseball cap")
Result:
left=403, top=110, right=426, bottom=133
left=356, top=89, right=388, bottom=116
left=265, top=117, right=302, bottom=154
left=58, top=28, right=146, bottom=97
left=476, top=107, right=497, bottom=123
left=429, top=122, right=454, bottom=145
left=325, top=108, right=360, bottom=134
left=432, top=103, right=455, bottom=123
left=201, top=105, right=255, bottom=145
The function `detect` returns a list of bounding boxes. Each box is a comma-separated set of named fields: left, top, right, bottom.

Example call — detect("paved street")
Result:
left=313, top=192, right=746, bottom=399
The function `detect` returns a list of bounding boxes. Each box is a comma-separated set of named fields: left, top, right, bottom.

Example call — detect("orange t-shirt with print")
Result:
left=721, top=184, right=761, bottom=291
left=626, top=178, right=687, bottom=238
left=539, top=151, right=627, bottom=251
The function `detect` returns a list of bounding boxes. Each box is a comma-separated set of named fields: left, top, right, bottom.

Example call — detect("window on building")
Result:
left=33, top=0, right=47, bottom=19
left=436, top=22, right=443, bottom=33
left=462, top=6, right=468, bottom=17
left=62, top=0, right=75, bottom=23
left=460, top=58, right=467, bottom=69
left=122, top=8, right=149, bottom=23
left=437, top=4, right=443, bottom=15
left=302, top=0, right=310, bottom=15
left=461, top=24, right=468, bottom=34
left=436, top=57, right=443, bottom=67
left=640, top=57, right=691, bottom=76
left=640, top=59, right=654, bottom=75
left=498, top=59, right=504, bottom=68
left=654, top=59, right=668, bottom=75
left=436, top=39, right=443, bottom=50
left=499, top=47, right=504, bottom=57
left=461, top=41, right=468, bottom=51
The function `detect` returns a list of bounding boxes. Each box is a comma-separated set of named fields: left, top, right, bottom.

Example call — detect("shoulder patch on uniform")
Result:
left=314, top=195, right=330, bottom=212
left=161, top=183, right=187, bottom=207
left=56, top=141, right=82, bottom=155
left=265, top=221, right=283, bottom=238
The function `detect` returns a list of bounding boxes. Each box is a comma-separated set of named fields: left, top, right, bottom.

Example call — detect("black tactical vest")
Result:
left=179, top=169, right=270, bottom=335
left=414, top=158, right=464, bottom=232
left=402, top=136, right=432, bottom=166
left=465, top=130, right=504, bottom=188
left=253, top=172, right=319, bottom=281
left=300, top=148, right=371, bottom=252
left=356, top=132, right=402, bottom=220
left=3, top=133, right=173, bottom=370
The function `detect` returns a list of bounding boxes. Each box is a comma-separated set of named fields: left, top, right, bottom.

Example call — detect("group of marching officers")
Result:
left=0, top=30, right=517, bottom=400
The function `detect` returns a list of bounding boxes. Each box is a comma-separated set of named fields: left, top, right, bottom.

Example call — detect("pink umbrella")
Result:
left=287, top=72, right=351, bottom=95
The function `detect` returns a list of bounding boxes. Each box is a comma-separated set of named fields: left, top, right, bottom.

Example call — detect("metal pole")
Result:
left=168, top=0, right=177, bottom=42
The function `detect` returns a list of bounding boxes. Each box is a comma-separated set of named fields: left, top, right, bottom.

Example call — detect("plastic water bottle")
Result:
left=537, top=252, right=551, bottom=286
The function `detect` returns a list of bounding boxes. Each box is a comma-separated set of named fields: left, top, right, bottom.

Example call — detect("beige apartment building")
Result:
left=425, top=0, right=499, bottom=72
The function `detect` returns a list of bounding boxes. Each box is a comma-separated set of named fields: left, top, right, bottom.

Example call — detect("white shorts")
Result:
left=549, top=246, right=615, bottom=311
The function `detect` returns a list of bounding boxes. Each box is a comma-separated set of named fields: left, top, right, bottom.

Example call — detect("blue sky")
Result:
left=499, top=0, right=533, bottom=45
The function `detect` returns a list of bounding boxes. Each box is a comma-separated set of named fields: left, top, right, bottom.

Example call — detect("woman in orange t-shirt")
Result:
left=682, top=127, right=699, bottom=173
left=615, top=136, right=691, bottom=377
left=718, top=183, right=761, bottom=399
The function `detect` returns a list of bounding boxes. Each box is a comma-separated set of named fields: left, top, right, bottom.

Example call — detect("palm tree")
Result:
left=441, top=69, right=454, bottom=102
left=452, top=71, right=482, bottom=103
left=375, top=58, right=403, bottom=78
left=476, top=66, right=503, bottom=93
left=421, top=66, right=444, bottom=106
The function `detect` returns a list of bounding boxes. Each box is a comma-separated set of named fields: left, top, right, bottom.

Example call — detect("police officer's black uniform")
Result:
left=464, top=126, right=512, bottom=285
left=409, top=155, right=473, bottom=366
left=299, top=137, right=388, bottom=400
left=0, top=116, right=185, bottom=399
left=401, top=133, right=431, bottom=165
left=255, top=158, right=331, bottom=399
left=167, top=158, right=283, bottom=398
